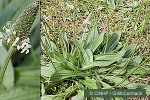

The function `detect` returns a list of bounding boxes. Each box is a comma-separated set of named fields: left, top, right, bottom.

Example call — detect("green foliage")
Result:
left=41, top=23, right=150, bottom=99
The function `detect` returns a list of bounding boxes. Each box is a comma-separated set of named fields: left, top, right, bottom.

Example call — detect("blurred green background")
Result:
left=0, top=0, right=40, bottom=99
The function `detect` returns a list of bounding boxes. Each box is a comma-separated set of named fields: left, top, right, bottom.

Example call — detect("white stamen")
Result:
left=26, top=44, right=32, bottom=48
left=25, top=38, right=30, bottom=43
left=21, top=42, right=27, bottom=49
left=25, top=50, right=29, bottom=54
left=12, top=37, right=20, bottom=46
left=7, top=38, right=11, bottom=43
left=23, top=46, right=29, bottom=51
left=17, top=45, right=21, bottom=50
left=19, top=38, right=32, bottom=54
left=21, top=49, right=25, bottom=53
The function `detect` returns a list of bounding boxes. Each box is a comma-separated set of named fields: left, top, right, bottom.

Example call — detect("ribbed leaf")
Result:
left=50, top=70, right=87, bottom=82
left=99, top=80, right=112, bottom=88
left=94, top=53, right=121, bottom=61
left=65, top=60, right=77, bottom=70
left=0, top=86, right=40, bottom=100
left=104, top=32, right=121, bottom=53
left=82, top=79, right=98, bottom=89
left=81, top=60, right=116, bottom=70
left=50, top=70, right=77, bottom=82
left=128, top=55, right=143, bottom=65
left=81, top=49, right=93, bottom=66
left=71, top=90, right=84, bottom=100
left=127, top=84, right=150, bottom=94
left=67, top=53, right=78, bottom=65
left=119, top=44, right=136, bottom=57
left=86, top=22, right=99, bottom=44
left=41, top=66, right=55, bottom=78
left=41, top=95, right=63, bottom=100
left=87, top=32, right=104, bottom=52
left=15, top=67, right=40, bottom=86
left=61, top=29, right=69, bottom=52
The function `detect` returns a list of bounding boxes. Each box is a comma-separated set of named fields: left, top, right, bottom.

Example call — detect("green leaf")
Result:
left=0, top=86, right=40, bottom=100
left=127, top=83, right=150, bottom=94
left=41, top=36, right=58, bottom=53
left=65, top=61, right=77, bottom=71
left=50, top=70, right=76, bottom=82
left=41, top=66, right=55, bottom=78
left=128, top=56, right=143, bottom=66
left=67, top=53, right=78, bottom=65
left=87, top=32, right=104, bottom=52
left=71, top=90, right=84, bottom=100
left=86, top=22, right=99, bottom=44
left=104, top=32, right=121, bottom=53
left=15, top=67, right=40, bottom=86
left=41, top=95, right=63, bottom=100
left=99, top=80, right=112, bottom=89
left=119, top=44, right=136, bottom=58
left=94, top=53, right=121, bottom=61
left=127, top=66, right=150, bottom=75
left=112, top=68, right=126, bottom=75
left=81, top=49, right=93, bottom=66
left=61, top=29, right=69, bottom=52
left=81, top=60, right=117, bottom=70
left=0, top=46, right=14, bottom=89
left=82, top=79, right=98, bottom=89
left=101, top=76, right=129, bottom=87
left=50, top=70, right=87, bottom=82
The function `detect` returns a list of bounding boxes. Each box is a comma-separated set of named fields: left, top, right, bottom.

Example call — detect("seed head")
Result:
left=12, top=1, right=39, bottom=37
left=0, top=1, right=39, bottom=54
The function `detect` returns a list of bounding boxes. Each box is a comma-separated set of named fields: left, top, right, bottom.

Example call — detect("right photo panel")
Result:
left=41, top=0, right=150, bottom=100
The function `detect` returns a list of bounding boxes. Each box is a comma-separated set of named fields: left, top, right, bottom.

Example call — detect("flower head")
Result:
left=0, top=1, right=39, bottom=54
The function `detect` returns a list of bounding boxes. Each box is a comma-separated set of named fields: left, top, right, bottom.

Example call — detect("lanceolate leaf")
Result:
left=81, top=49, right=93, bottom=66
left=61, top=29, right=69, bottom=52
left=0, top=86, right=40, bottom=100
left=81, top=60, right=116, bottom=70
left=94, top=53, right=121, bottom=61
left=119, top=44, right=136, bottom=58
left=104, top=32, right=121, bottom=53
left=41, top=95, right=63, bottom=100
left=128, top=55, right=143, bottom=66
left=15, top=67, right=40, bottom=86
left=50, top=70, right=88, bottom=82
left=127, top=83, right=150, bottom=94
left=82, top=79, right=98, bottom=89
left=71, top=90, right=84, bottom=100
left=86, top=22, right=99, bottom=44
left=87, top=32, right=104, bottom=52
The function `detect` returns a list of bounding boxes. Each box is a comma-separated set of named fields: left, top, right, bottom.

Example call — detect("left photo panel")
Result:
left=0, top=0, right=40, bottom=99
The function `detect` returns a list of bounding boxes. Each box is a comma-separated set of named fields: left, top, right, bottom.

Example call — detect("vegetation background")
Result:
left=0, top=0, right=40, bottom=99
left=41, top=0, right=150, bottom=100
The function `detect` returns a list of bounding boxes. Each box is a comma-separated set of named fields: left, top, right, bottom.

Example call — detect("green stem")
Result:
left=0, top=46, right=15, bottom=84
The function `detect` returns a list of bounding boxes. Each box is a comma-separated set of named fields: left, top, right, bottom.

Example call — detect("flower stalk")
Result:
left=0, top=46, right=15, bottom=84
